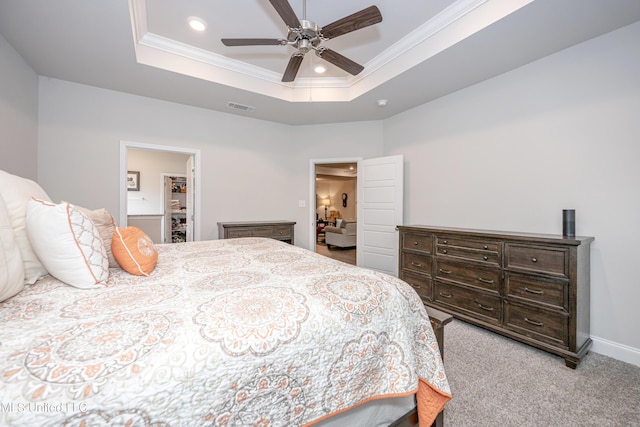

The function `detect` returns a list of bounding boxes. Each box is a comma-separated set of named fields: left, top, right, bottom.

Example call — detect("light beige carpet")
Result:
left=442, top=319, right=640, bottom=426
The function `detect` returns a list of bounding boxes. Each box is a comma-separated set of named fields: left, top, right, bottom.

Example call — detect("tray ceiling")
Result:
left=1, top=0, right=639, bottom=124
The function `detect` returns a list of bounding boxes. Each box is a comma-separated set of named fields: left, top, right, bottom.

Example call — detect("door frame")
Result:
left=119, top=140, right=202, bottom=241
left=308, top=157, right=362, bottom=253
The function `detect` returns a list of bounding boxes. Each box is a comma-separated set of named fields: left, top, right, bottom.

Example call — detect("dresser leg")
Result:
left=565, top=358, right=578, bottom=369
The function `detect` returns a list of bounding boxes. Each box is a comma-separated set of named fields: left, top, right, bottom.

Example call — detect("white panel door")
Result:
left=356, top=155, right=403, bottom=276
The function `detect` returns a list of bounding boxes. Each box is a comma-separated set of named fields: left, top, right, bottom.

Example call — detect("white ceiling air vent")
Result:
left=227, top=102, right=256, bottom=112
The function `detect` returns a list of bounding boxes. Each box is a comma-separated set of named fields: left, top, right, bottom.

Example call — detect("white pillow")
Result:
left=26, top=198, right=108, bottom=289
left=0, top=170, right=51, bottom=284
left=0, top=194, right=25, bottom=301
left=335, top=219, right=343, bottom=228
left=75, top=206, right=119, bottom=268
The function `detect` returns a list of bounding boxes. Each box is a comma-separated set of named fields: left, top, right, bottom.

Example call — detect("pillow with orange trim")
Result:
left=25, top=198, right=109, bottom=289
left=111, top=226, right=158, bottom=276
left=75, top=206, right=119, bottom=268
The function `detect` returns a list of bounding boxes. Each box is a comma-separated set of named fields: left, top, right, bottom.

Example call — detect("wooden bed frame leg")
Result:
left=390, top=307, right=453, bottom=427
left=426, top=306, right=453, bottom=427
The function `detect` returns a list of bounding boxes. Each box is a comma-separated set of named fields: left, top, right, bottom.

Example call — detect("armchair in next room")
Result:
left=324, top=219, right=356, bottom=248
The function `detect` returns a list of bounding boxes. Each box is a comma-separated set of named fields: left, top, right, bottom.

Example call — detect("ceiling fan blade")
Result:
left=320, top=6, right=382, bottom=40
left=282, top=54, right=304, bottom=82
left=317, top=48, right=364, bottom=76
left=269, top=0, right=301, bottom=29
left=221, top=38, right=286, bottom=46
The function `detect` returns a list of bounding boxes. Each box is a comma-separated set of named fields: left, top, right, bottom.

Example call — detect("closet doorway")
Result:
left=119, top=141, right=201, bottom=243
left=163, top=174, right=189, bottom=243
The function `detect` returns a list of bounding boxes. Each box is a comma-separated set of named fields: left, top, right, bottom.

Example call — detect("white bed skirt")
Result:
left=316, top=395, right=415, bottom=426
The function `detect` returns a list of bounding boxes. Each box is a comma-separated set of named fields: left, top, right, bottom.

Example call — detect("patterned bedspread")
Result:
left=0, top=238, right=450, bottom=426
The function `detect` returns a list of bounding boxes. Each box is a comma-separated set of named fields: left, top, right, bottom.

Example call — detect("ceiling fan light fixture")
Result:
left=220, top=1, right=382, bottom=83
left=314, top=64, right=326, bottom=74
left=188, top=17, right=207, bottom=32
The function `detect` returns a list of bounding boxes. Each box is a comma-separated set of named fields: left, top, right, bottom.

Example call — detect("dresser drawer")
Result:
left=436, top=245, right=500, bottom=266
left=504, top=302, right=569, bottom=347
left=401, top=252, right=432, bottom=275
left=506, top=244, right=569, bottom=278
left=401, top=271, right=432, bottom=302
left=436, top=236, right=501, bottom=253
left=226, top=228, right=253, bottom=238
left=271, top=226, right=292, bottom=239
left=219, top=221, right=295, bottom=244
left=435, top=259, right=500, bottom=292
left=434, top=281, right=501, bottom=324
left=505, top=273, right=568, bottom=311
left=402, top=233, right=432, bottom=254
left=248, top=227, right=273, bottom=238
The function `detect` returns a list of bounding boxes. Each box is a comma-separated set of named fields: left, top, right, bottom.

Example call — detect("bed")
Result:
left=0, top=171, right=450, bottom=427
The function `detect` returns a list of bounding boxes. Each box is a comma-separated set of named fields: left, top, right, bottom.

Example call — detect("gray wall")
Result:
left=0, top=34, right=38, bottom=180
left=382, top=21, right=640, bottom=365
left=36, top=78, right=383, bottom=246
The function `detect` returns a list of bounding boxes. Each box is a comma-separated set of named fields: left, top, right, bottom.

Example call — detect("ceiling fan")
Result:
left=221, top=0, right=383, bottom=82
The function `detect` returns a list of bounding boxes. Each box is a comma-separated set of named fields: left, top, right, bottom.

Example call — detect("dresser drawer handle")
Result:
left=439, top=292, right=452, bottom=299
left=442, top=240, right=448, bottom=244
left=475, top=300, right=494, bottom=311
left=531, top=257, right=538, bottom=263
left=478, top=277, right=494, bottom=284
left=438, top=269, right=452, bottom=274
left=483, top=255, right=488, bottom=261
left=411, top=262, right=422, bottom=268
left=442, top=249, right=448, bottom=254
left=413, top=241, right=419, bottom=246
left=483, top=245, right=488, bottom=250
left=524, top=317, right=544, bottom=327
left=524, top=287, right=544, bottom=295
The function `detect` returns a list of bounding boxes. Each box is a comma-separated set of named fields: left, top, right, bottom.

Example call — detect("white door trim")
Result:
left=119, top=141, right=202, bottom=241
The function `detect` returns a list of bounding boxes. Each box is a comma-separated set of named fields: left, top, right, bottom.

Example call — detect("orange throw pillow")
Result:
left=111, top=226, right=158, bottom=276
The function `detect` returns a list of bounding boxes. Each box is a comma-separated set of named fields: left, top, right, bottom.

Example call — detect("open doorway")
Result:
left=119, top=141, right=201, bottom=242
left=310, top=155, right=404, bottom=274
left=312, top=160, right=358, bottom=265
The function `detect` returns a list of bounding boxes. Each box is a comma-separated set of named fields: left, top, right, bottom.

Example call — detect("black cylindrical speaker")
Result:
left=563, top=209, right=575, bottom=237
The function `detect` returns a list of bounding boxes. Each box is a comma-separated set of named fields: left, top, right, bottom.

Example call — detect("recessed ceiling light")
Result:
left=188, top=16, right=207, bottom=32
left=377, top=99, right=388, bottom=107
left=314, top=65, right=326, bottom=74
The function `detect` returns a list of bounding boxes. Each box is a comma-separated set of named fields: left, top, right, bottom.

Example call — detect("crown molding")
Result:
left=128, top=0, right=532, bottom=103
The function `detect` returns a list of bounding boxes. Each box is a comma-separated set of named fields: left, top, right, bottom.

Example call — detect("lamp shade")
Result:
left=322, top=199, right=330, bottom=206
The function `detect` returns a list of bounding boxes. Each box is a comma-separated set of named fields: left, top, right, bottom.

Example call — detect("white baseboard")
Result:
left=590, top=335, right=640, bottom=368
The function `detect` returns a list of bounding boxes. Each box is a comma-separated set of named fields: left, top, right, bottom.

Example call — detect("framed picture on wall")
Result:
left=127, top=171, right=140, bottom=191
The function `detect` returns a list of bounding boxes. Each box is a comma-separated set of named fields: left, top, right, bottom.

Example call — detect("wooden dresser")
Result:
left=217, top=221, right=295, bottom=244
left=397, top=225, right=594, bottom=368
